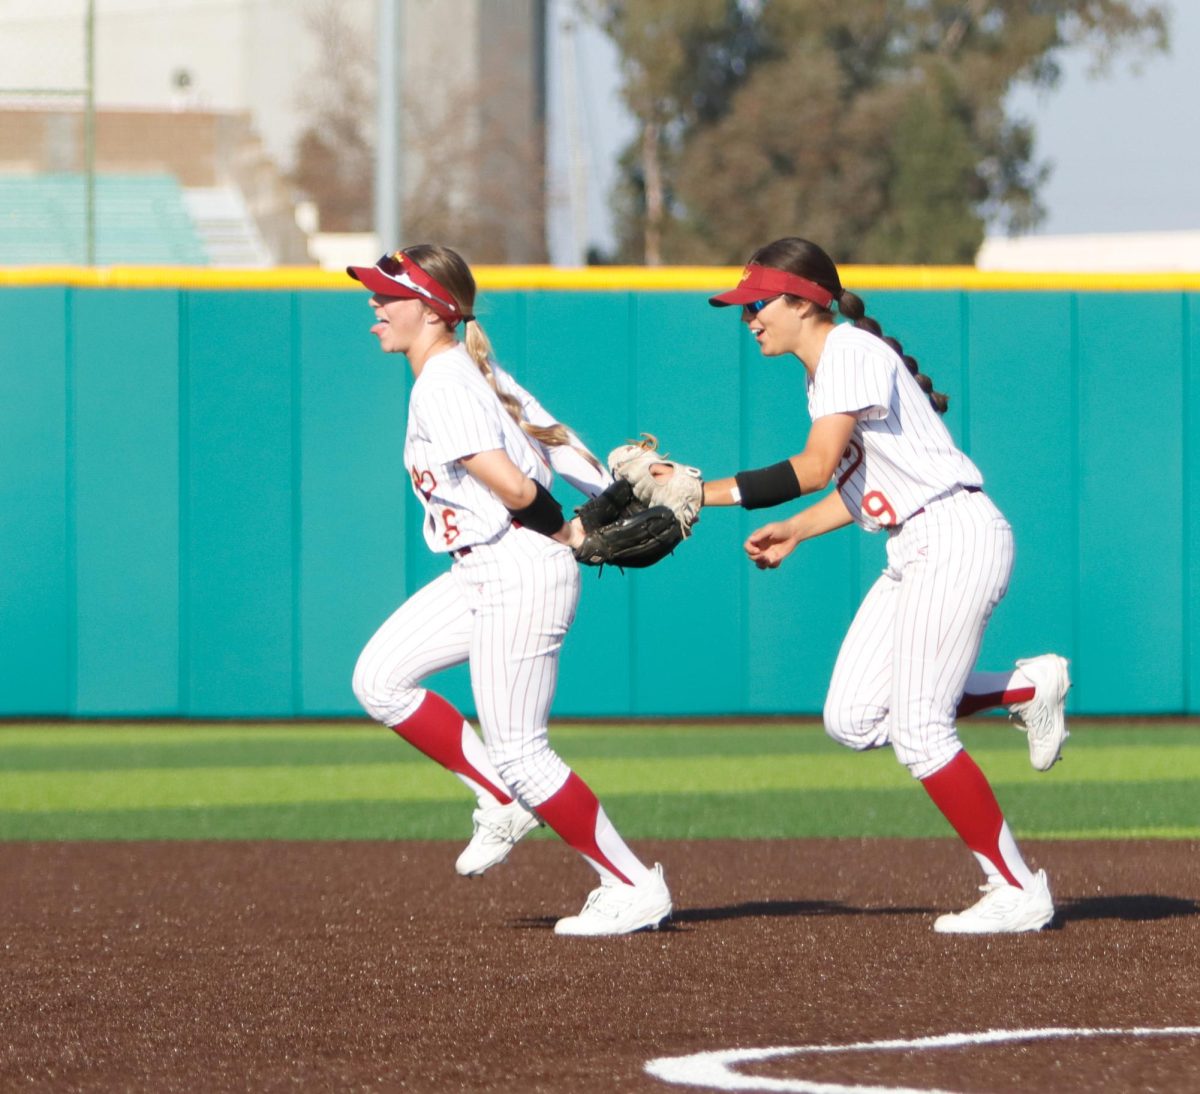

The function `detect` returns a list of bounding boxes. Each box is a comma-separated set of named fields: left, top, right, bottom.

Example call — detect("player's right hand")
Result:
left=744, top=523, right=799, bottom=570
left=554, top=516, right=586, bottom=550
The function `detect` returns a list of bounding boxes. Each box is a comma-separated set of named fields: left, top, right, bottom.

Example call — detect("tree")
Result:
left=290, top=2, right=376, bottom=233
left=291, top=2, right=547, bottom=262
left=591, top=0, right=1169, bottom=264
left=399, top=27, right=549, bottom=264
left=587, top=0, right=772, bottom=263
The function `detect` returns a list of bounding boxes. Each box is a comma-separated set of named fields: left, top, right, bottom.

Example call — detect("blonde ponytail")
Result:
left=462, top=318, right=576, bottom=449
left=403, top=244, right=603, bottom=470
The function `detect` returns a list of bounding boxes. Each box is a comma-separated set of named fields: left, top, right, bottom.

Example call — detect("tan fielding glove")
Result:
left=607, top=435, right=703, bottom=536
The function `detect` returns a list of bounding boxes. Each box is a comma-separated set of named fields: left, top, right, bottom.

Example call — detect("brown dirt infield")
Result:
left=2, top=838, right=1198, bottom=1092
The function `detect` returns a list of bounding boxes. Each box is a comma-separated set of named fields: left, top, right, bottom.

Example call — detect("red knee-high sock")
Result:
left=956, top=686, right=1035, bottom=718
left=920, top=750, right=1018, bottom=886
left=391, top=692, right=512, bottom=805
left=533, top=772, right=633, bottom=886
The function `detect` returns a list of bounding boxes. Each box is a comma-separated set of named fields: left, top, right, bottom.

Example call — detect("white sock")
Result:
left=457, top=722, right=512, bottom=808
left=970, top=821, right=1035, bottom=889
left=587, top=806, right=654, bottom=887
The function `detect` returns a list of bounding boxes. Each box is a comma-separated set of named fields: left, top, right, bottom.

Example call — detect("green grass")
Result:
left=0, top=719, right=1197, bottom=840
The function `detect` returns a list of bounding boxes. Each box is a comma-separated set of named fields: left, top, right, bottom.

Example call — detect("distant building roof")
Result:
left=977, top=231, right=1200, bottom=273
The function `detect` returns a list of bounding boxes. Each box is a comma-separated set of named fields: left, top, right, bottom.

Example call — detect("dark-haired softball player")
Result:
left=701, top=237, right=1067, bottom=933
left=347, top=245, right=670, bottom=936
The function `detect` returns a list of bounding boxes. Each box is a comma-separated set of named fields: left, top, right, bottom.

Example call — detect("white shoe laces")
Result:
left=468, top=806, right=520, bottom=839
left=579, top=881, right=626, bottom=919
left=951, top=881, right=1021, bottom=919
left=963, top=877, right=1045, bottom=915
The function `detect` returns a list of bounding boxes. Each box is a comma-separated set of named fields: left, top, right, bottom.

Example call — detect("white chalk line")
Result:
left=645, top=1025, right=1200, bottom=1093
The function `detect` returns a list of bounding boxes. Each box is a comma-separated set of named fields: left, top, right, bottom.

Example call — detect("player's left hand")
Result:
left=745, top=522, right=800, bottom=569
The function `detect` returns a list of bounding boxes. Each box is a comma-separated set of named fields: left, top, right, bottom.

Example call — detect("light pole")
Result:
left=375, top=0, right=404, bottom=251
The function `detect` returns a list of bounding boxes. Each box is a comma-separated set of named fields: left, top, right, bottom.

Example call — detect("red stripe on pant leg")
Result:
left=920, top=750, right=1018, bottom=886
left=533, top=772, right=632, bottom=886
left=956, top=686, right=1035, bottom=718
left=391, top=691, right=512, bottom=804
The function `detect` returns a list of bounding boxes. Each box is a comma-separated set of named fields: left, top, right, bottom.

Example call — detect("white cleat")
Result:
left=554, top=863, right=672, bottom=937
left=934, top=869, right=1055, bottom=934
left=454, top=799, right=542, bottom=878
left=1010, top=654, right=1071, bottom=771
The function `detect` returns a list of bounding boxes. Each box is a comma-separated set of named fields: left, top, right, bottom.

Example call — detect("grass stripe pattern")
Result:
left=0, top=720, right=1196, bottom=841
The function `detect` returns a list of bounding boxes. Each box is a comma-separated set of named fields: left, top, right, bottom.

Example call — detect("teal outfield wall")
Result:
left=1, top=285, right=1196, bottom=717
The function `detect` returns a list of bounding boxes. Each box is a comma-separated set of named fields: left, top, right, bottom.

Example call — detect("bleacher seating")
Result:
left=1, top=108, right=315, bottom=266
left=183, top=187, right=272, bottom=267
left=0, top=173, right=209, bottom=265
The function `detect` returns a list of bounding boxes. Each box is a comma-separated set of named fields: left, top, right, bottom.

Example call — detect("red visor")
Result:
left=709, top=264, right=835, bottom=309
left=346, top=251, right=463, bottom=323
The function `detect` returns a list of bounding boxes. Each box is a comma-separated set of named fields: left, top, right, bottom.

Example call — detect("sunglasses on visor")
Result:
left=368, top=252, right=462, bottom=318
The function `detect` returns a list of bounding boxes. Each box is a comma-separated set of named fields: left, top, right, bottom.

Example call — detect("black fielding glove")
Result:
left=573, top=505, right=683, bottom=570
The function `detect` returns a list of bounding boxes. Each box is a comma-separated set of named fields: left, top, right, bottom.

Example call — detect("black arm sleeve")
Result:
left=507, top=481, right=566, bottom=537
left=734, top=460, right=804, bottom=510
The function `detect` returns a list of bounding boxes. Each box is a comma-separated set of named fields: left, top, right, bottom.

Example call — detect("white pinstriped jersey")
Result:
left=807, top=324, right=983, bottom=532
left=404, top=344, right=609, bottom=553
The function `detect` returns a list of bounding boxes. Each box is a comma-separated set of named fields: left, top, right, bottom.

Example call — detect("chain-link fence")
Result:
left=0, top=0, right=320, bottom=268
left=0, top=0, right=97, bottom=264
left=0, top=0, right=570, bottom=269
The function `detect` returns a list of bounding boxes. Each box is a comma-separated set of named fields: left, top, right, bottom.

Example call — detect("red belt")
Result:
left=907, top=485, right=981, bottom=522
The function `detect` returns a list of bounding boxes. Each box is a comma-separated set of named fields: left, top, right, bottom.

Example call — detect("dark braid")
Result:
left=748, top=238, right=950, bottom=414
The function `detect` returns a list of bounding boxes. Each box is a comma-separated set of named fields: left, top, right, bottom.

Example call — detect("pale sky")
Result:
left=547, top=0, right=1200, bottom=263
left=1010, top=0, right=1200, bottom=236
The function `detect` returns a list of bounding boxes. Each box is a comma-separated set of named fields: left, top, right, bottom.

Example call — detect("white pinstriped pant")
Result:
left=824, top=488, right=1014, bottom=780
left=352, top=526, right=580, bottom=805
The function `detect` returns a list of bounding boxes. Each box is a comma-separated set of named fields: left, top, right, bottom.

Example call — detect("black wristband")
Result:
left=734, top=460, right=803, bottom=510
left=508, top=481, right=565, bottom=537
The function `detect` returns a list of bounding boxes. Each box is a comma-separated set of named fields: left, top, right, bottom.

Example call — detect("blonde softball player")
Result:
left=346, top=245, right=670, bottom=936
left=701, top=237, right=1066, bottom=933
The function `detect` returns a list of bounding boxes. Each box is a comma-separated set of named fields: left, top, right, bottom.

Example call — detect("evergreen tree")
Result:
left=589, top=0, right=1168, bottom=263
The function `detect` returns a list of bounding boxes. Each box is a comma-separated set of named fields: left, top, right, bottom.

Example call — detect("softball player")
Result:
left=704, top=237, right=1063, bottom=933
left=346, top=245, right=670, bottom=936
